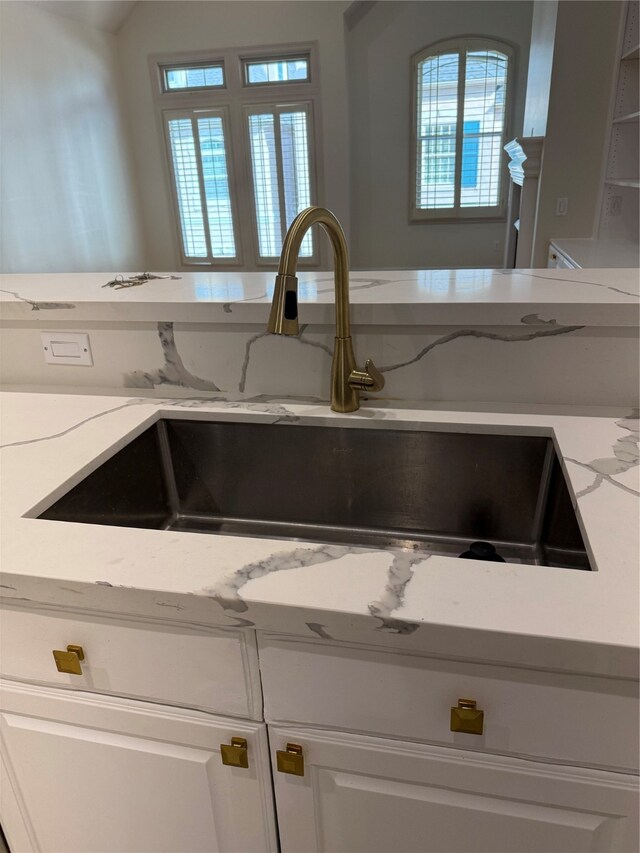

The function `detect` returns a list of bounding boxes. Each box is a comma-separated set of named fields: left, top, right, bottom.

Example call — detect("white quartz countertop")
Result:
left=550, top=238, right=640, bottom=270
left=1, top=268, right=638, bottom=326
left=1, top=390, right=638, bottom=678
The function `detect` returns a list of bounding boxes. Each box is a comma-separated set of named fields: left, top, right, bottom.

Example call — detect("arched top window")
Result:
left=411, top=37, right=513, bottom=220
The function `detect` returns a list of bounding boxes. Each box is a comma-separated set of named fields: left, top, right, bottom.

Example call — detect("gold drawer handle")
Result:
left=220, top=737, right=249, bottom=768
left=276, top=743, right=304, bottom=776
left=450, top=698, right=484, bottom=735
left=52, top=645, right=85, bottom=675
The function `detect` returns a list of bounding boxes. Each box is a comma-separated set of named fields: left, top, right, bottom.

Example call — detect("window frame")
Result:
left=150, top=43, right=323, bottom=271
left=410, top=36, right=514, bottom=223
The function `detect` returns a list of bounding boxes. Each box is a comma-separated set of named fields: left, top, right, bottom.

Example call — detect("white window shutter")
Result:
left=167, top=112, right=237, bottom=262
left=460, top=50, right=508, bottom=208
left=414, top=39, right=511, bottom=218
left=247, top=104, right=314, bottom=259
left=168, top=119, right=208, bottom=258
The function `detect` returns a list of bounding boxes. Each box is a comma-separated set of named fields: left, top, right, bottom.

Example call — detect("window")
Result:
left=411, top=38, right=512, bottom=219
left=161, top=63, right=225, bottom=92
left=244, top=56, right=310, bottom=86
left=155, top=46, right=319, bottom=268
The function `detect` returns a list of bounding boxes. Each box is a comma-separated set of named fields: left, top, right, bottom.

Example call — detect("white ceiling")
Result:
left=28, top=0, right=139, bottom=34
left=30, top=1, right=376, bottom=35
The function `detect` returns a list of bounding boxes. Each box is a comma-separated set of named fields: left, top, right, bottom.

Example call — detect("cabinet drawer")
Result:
left=258, top=634, right=639, bottom=772
left=0, top=605, right=262, bottom=720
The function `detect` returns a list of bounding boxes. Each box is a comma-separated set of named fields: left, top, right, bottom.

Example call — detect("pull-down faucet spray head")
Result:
left=267, top=274, right=299, bottom=336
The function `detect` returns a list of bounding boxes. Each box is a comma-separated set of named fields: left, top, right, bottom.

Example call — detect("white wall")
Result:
left=532, top=0, right=624, bottom=266
left=117, top=0, right=350, bottom=270
left=522, top=0, right=558, bottom=137
left=0, top=2, right=146, bottom=272
left=347, top=0, right=533, bottom=269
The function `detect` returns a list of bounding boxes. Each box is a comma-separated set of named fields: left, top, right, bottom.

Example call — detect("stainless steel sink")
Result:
left=39, top=419, right=591, bottom=570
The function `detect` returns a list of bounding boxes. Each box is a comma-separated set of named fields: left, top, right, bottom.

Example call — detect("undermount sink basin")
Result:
left=39, top=419, right=592, bottom=570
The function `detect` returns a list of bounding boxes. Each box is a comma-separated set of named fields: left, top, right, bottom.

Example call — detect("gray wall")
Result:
left=0, top=2, right=146, bottom=272
left=347, top=1, right=533, bottom=269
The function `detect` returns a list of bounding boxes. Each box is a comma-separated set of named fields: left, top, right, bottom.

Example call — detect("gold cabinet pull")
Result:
left=220, top=737, right=249, bottom=768
left=450, top=698, right=484, bottom=735
left=276, top=743, right=304, bottom=776
left=52, top=644, right=85, bottom=675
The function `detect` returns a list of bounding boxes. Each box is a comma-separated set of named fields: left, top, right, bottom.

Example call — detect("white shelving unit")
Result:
left=550, top=1, right=639, bottom=269
left=599, top=0, right=639, bottom=247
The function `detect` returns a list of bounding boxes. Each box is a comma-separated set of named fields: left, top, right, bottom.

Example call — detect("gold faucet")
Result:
left=268, top=206, right=384, bottom=413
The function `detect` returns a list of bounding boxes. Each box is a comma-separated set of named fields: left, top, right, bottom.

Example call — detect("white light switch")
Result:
left=51, top=341, right=81, bottom=358
left=41, top=332, right=93, bottom=366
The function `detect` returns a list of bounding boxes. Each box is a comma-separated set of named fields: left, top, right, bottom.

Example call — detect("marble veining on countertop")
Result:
left=1, top=390, right=638, bottom=678
left=1, top=268, right=638, bottom=326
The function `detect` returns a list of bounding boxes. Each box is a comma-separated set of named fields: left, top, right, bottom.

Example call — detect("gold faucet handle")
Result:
left=349, top=359, right=385, bottom=393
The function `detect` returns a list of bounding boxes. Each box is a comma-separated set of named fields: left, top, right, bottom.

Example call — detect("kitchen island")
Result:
left=1, top=266, right=638, bottom=852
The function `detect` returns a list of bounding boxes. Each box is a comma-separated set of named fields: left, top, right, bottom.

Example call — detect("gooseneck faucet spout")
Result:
left=267, top=206, right=384, bottom=413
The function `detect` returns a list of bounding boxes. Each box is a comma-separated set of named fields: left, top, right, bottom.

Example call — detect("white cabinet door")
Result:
left=271, top=726, right=639, bottom=853
left=0, top=680, right=277, bottom=853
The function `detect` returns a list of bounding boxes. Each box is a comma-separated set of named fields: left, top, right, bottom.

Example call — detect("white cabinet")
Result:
left=547, top=244, right=577, bottom=269
left=0, top=680, right=277, bottom=853
left=1, top=605, right=638, bottom=852
left=270, top=726, right=639, bottom=853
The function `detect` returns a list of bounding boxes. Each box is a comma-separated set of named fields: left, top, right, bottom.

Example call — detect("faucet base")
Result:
left=331, top=337, right=360, bottom=412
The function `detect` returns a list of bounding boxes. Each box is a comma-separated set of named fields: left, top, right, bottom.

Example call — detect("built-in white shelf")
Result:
left=605, top=178, right=640, bottom=188
left=613, top=110, right=640, bottom=123
left=599, top=2, right=640, bottom=242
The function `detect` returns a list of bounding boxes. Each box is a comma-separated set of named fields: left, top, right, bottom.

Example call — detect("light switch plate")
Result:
left=41, top=332, right=93, bottom=366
